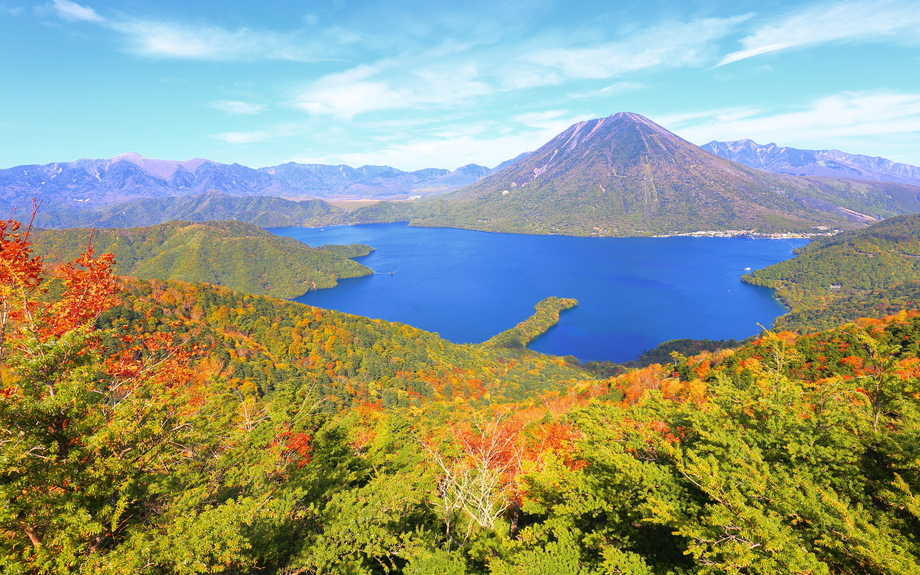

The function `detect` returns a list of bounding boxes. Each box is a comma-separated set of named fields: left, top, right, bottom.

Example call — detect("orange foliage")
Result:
left=616, top=363, right=672, bottom=405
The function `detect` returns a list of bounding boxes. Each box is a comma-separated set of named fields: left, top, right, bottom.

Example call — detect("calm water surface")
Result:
left=269, top=224, right=807, bottom=363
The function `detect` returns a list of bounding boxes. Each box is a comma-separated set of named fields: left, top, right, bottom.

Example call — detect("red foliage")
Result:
left=44, top=248, right=120, bottom=338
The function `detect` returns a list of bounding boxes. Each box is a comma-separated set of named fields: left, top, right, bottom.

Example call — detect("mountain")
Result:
left=702, top=139, right=920, bottom=187
left=260, top=162, right=491, bottom=198
left=0, top=153, right=278, bottom=209
left=0, top=153, right=495, bottom=216
left=743, top=213, right=920, bottom=331
left=32, top=190, right=347, bottom=229
left=31, top=220, right=374, bottom=298
left=403, top=113, right=920, bottom=235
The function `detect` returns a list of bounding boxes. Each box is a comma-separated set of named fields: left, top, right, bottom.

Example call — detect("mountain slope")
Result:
left=744, top=213, right=920, bottom=330
left=33, top=191, right=346, bottom=229
left=31, top=220, right=374, bottom=298
left=702, top=139, right=920, bottom=186
left=407, top=113, right=920, bottom=236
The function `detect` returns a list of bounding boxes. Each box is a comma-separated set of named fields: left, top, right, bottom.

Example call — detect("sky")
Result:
left=2, top=0, right=920, bottom=171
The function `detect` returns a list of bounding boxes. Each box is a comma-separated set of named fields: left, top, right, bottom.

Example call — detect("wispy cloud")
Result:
left=212, top=130, right=274, bottom=144
left=300, top=132, right=535, bottom=171
left=663, top=91, right=920, bottom=148
left=109, top=20, right=314, bottom=61
left=39, top=0, right=324, bottom=61
left=211, top=100, right=265, bottom=115
left=290, top=14, right=751, bottom=119
left=47, top=0, right=103, bottom=22
left=211, top=121, right=311, bottom=145
left=717, top=0, right=920, bottom=66
left=521, top=15, right=751, bottom=82
left=298, top=112, right=592, bottom=170
left=291, top=61, right=493, bottom=118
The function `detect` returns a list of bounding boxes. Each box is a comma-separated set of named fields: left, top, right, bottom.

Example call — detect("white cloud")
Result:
left=211, top=100, right=266, bottom=115
left=49, top=0, right=103, bottom=22
left=291, top=61, right=493, bottom=118
left=108, top=20, right=315, bottom=61
left=289, top=14, right=750, bottom=119
left=521, top=15, right=751, bottom=82
left=297, top=113, right=591, bottom=171
left=3, top=6, right=25, bottom=16
left=717, top=0, right=920, bottom=66
left=663, top=92, right=920, bottom=150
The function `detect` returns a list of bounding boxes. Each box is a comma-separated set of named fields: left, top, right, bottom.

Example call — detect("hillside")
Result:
left=401, top=113, right=920, bottom=236
left=32, top=190, right=347, bottom=229
left=31, top=220, right=374, bottom=298
left=703, top=139, right=920, bottom=186
left=744, top=213, right=920, bottom=330
left=5, top=221, right=920, bottom=573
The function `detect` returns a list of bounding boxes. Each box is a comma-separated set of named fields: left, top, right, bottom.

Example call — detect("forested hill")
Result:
left=30, top=220, right=374, bottom=298
left=32, top=191, right=347, bottom=229
left=744, top=213, right=920, bottom=330
left=5, top=216, right=920, bottom=573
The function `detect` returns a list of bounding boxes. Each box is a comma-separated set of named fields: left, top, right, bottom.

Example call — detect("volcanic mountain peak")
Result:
left=485, top=112, right=714, bottom=189
left=540, top=112, right=682, bottom=155
left=412, top=112, right=920, bottom=236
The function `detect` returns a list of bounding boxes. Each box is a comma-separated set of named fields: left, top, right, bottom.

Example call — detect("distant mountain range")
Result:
left=11, top=113, right=920, bottom=236
left=0, top=152, right=494, bottom=214
left=701, top=140, right=920, bottom=187
left=399, top=113, right=920, bottom=235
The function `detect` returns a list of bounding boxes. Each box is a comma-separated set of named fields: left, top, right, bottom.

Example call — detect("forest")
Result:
left=744, top=213, right=920, bottom=331
left=30, top=220, right=373, bottom=299
left=1, top=213, right=920, bottom=574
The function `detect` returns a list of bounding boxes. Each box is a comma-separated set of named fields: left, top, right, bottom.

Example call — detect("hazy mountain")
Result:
left=403, top=113, right=920, bottom=236
left=702, top=139, right=920, bottom=187
left=0, top=153, right=277, bottom=209
left=0, top=153, right=495, bottom=215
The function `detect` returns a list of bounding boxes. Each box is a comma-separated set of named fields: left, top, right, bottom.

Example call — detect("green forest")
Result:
left=3, top=214, right=920, bottom=574
left=744, top=213, right=920, bottom=331
left=30, top=220, right=373, bottom=299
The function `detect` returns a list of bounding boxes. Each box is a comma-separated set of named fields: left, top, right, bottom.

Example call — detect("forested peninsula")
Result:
left=30, top=220, right=373, bottom=299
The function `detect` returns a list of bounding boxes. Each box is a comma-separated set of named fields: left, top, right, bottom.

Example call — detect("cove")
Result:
left=269, top=223, right=808, bottom=363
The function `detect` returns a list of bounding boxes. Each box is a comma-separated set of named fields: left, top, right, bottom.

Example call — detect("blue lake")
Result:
left=269, top=224, right=808, bottom=363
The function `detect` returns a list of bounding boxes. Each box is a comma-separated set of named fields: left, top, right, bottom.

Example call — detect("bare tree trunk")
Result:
left=23, top=525, right=41, bottom=549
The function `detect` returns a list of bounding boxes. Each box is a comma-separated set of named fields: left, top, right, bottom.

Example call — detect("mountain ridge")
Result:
left=0, top=154, right=497, bottom=214
left=702, top=139, right=920, bottom=186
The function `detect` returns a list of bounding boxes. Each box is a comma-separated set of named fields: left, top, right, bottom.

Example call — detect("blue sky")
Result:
left=2, top=0, right=920, bottom=170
